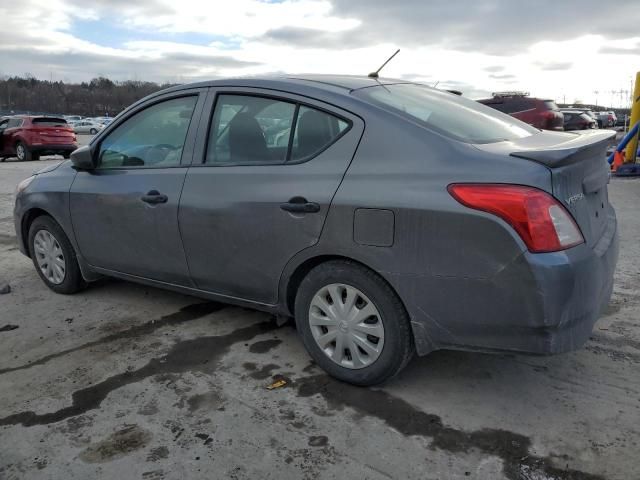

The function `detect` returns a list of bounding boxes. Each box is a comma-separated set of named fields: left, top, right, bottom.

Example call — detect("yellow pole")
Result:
left=625, top=71, right=640, bottom=163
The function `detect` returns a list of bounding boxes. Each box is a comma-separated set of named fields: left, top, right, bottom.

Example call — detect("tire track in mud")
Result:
left=0, top=320, right=278, bottom=427
left=294, top=374, right=606, bottom=480
left=0, top=301, right=225, bottom=375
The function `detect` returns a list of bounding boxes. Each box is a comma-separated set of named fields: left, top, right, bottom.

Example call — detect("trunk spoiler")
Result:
left=509, top=130, right=615, bottom=168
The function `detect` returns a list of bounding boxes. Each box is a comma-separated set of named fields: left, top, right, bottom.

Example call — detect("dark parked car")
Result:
left=0, top=116, right=77, bottom=161
left=14, top=76, right=618, bottom=385
left=478, top=92, right=564, bottom=131
left=561, top=110, right=598, bottom=130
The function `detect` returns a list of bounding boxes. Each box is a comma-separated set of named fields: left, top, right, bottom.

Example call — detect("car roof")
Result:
left=159, top=74, right=413, bottom=97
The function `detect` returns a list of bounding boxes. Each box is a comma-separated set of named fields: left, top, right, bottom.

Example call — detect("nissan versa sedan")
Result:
left=13, top=75, right=619, bottom=385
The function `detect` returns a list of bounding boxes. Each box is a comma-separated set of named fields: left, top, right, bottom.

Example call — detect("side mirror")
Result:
left=70, top=145, right=96, bottom=170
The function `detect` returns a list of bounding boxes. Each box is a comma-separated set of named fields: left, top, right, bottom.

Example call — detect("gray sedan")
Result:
left=13, top=75, right=618, bottom=385
left=71, top=120, right=104, bottom=135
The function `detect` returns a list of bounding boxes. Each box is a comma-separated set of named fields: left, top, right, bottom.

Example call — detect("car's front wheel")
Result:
left=28, top=216, right=86, bottom=294
left=90, top=128, right=97, bottom=135
left=295, top=260, right=414, bottom=386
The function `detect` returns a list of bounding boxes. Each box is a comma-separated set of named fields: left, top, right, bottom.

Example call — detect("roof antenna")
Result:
left=368, top=49, right=400, bottom=79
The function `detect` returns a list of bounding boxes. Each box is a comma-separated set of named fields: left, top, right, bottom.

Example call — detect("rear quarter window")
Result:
left=356, top=84, right=536, bottom=144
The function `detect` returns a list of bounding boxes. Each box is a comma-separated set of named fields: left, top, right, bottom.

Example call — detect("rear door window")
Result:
left=206, top=95, right=350, bottom=165
left=206, top=95, right=296, bottom=165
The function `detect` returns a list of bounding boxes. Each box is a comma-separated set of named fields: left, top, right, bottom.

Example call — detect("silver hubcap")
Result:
left=16, top=144, right=25, bottom=160
left=34, top=230, right=66, bottom=285
left=309, top=283, right=385, bottom=369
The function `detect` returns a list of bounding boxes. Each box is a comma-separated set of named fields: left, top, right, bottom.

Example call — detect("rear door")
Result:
left=70, top=89, right=206, bottom=285
left=178, top=88, right=364, bottom=304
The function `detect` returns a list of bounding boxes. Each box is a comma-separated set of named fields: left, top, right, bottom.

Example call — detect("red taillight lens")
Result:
left=448, top=184, right=584, bottom=253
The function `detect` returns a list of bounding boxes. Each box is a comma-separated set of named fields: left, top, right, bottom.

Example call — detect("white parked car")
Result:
left=72, top=120, right=104, bottom=135
left=64, top=115, right=83, bottom=123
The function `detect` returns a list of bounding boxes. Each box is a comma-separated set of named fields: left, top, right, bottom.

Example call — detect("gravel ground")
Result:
left=0, top=155, right=639, bottom=480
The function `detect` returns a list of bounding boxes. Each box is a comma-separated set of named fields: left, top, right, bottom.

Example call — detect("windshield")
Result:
left=354, top=83, right=537, bottom=144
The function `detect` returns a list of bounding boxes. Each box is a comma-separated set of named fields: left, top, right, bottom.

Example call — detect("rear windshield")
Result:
left=32, top=118, right=68, bottom=126
left=355, top=84, right=537, bottom=144
left=544, top=100, right=559, bottom=111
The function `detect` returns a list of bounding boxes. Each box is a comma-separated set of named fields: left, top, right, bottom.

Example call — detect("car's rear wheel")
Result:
left=15, top=142, right=31, bottom=161
left=295, top=260, right=414, bottom=386
left=90, top=128, right=97, bottom=135
left=28, top=216, right=86, bottom=294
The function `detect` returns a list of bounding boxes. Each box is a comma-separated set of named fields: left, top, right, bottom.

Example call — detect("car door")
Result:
left=179, top=88, right=364, bottom=305
left=3, top=118, right=23, bottom=154
left=70, top=89, right=206, bottom=285
left=0, top=119, right=8, bottom=154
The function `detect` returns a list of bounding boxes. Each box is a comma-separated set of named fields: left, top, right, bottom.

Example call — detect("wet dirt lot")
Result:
left=0, top=156, right=639, bottom=480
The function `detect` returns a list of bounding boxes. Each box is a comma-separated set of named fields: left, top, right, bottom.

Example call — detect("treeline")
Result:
left=0, top=76, right=175, bottom=117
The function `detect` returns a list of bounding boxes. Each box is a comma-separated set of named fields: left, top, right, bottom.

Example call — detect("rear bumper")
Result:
left=405, top=209, right=619, bottom=356
left=30, top=143, right=77, bottom=154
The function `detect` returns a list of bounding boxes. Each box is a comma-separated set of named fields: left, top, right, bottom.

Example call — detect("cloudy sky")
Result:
left=1, top=0, right=639, bottom=105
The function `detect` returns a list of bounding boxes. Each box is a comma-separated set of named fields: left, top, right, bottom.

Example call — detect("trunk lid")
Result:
left=31, top=118, right=75, bottom=144
left=476, top=130, right=615, bottom=247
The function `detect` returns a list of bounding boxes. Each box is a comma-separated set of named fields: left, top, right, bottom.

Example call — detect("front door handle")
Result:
left=280, top=197, right=320, bottom=213
left=141, top=190, right=168, bottom=204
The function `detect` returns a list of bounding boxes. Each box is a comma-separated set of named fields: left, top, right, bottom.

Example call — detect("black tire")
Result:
left=63, top=152, right=71, bottom=159
left=28, top=216, right=87, bottom=294
left=295, top=260, right=414, bottom=386
left=15, top=141, right=32, bottom=161
left=90, top=128, right=97, bottom=135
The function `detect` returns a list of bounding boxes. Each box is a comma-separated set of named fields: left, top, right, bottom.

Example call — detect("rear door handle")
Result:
left=141, top=190, right=168, bottom=204
left=280, top=197, right=320, bottom=213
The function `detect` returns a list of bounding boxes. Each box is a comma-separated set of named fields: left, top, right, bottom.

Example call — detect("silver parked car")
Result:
left=13, top=75, right=618, bottom=385
left=71, top=120, right=104, bottom=135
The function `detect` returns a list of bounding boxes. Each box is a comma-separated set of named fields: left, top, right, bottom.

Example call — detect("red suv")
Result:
left=0, top=116, right=77, bottom=161
left=478, top=92, right=564, bottom=131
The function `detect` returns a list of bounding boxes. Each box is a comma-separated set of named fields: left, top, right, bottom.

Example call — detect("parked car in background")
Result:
left=64, top=115, right=83, bottom=123
left=477, top=92, right=564, bottom=131
left=597, top=111, right=616, bottom=128
left=72, top=120, right=105, bottom=135
left=0, top=116, right=77, bottom=161
left=90, top=116, right=113, bottom=126
left=561, top=110, right=598, bottom=130
left=13, top=76, right=619, bottom=385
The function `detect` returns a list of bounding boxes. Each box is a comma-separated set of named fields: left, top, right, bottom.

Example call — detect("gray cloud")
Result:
left=484, top=65, right=505, bottom=73
left=261, top=0, right=640, bottom=55
left=0, top=48, right=260, bottom=83
left=537, top=61, right=573, bottom=71
left=489, top=73, right=515, bottom=79
left=599, top=44, right=640, bottom=55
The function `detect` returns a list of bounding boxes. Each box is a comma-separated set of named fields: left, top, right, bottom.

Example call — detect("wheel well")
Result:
left=284, top=255, right=398, bottom=316
left=21, top=208, right=50, bottom=256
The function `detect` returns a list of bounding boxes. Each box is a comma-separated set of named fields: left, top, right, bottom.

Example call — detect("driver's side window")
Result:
left=98, top=95, right=198, bottom=168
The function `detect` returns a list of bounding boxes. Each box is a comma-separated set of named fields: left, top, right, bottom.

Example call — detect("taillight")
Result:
left=448, top=184, right=584, bottom=253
